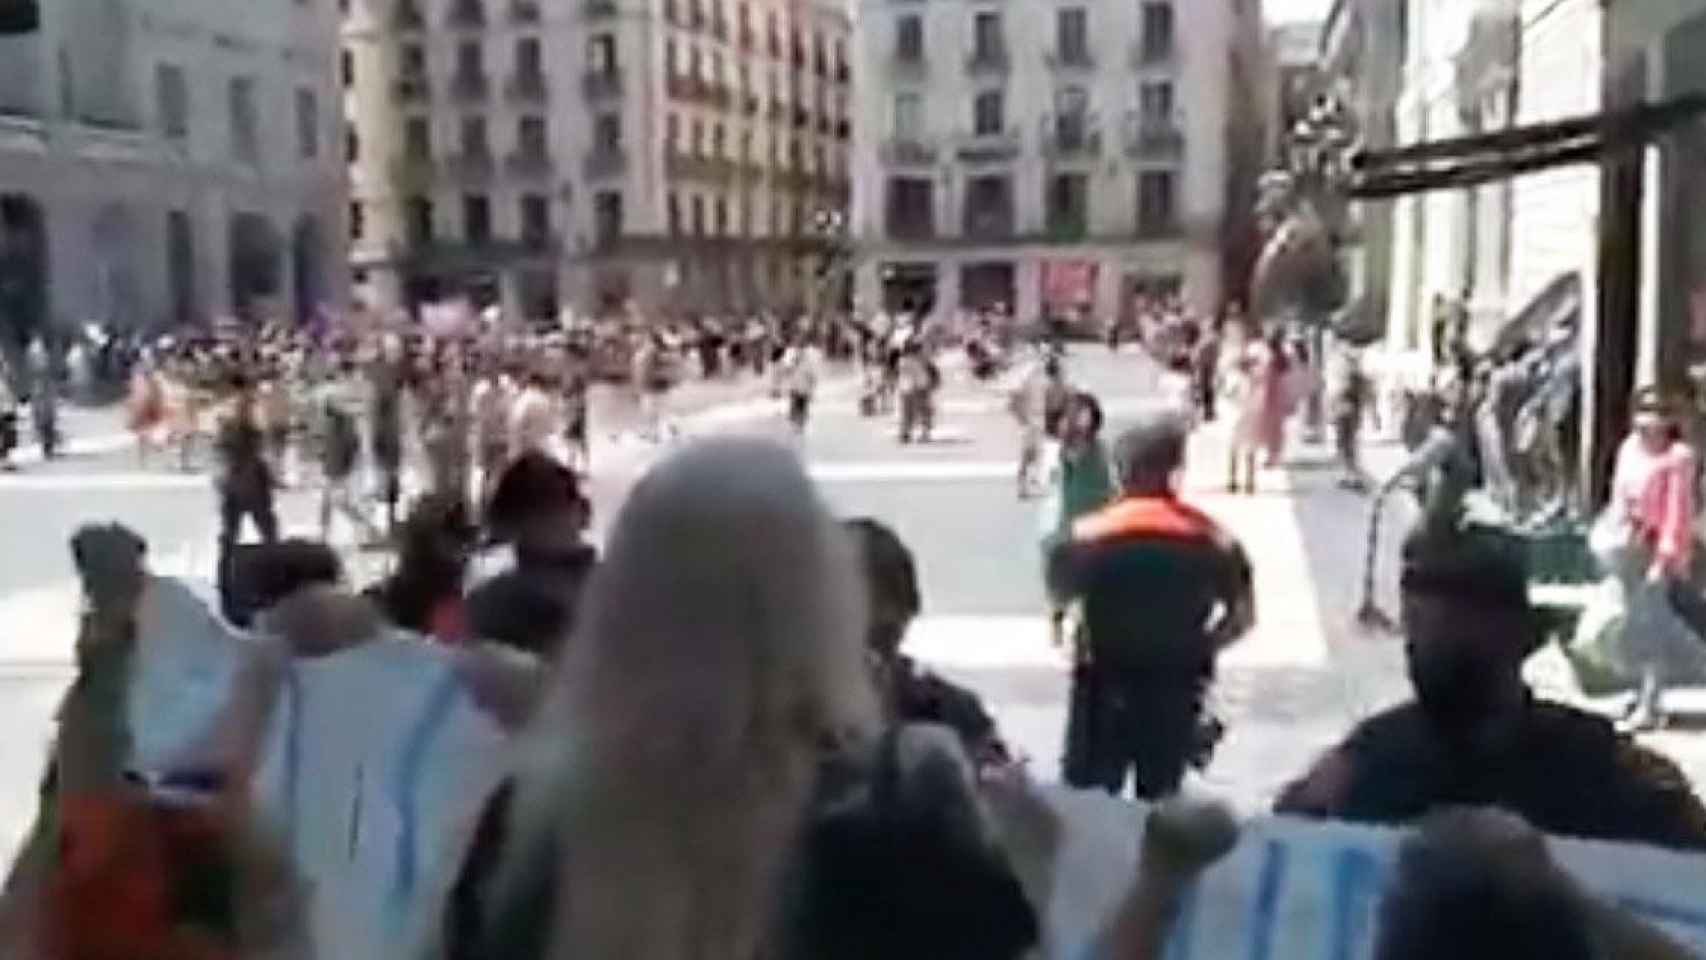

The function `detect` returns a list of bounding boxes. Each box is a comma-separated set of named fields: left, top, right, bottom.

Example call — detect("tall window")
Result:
left=1056, top=8, right=1088, bottom=61
left=515, top=36, right=542, bottom=76
left=406, top=196, right=434, bottom=243
left=1055, top=85, right=1087, bottom=145
left=714, top=196, right=728, bottom=235
left=349, top=201, right=365, bottom=241
left=405, top=115, right=431, bottom=157
left=894, top=14, right=922, bottom=61
left=456, top=40, right=483, bottom=76
left=1137, top=169, right=1176, bottom=233
left=668, top=193, right=682, bottom=234
left=156, top=63, right=188, bottom=140
left=594, top=113, right=621, bottom=151
left=518, top=115, right=547, bottom=155
left=400, top=43, right=426, bottom=77
left=1047, top=173, right=1087, bottom=231
left=460, top=114, right=488, bottom=155
left=1139, top=80, right=1174, bottom=123
left=972, top=89, right=1003, bottom=135
left=666, top=113, right=680, bottom=150
left=972, top=12, right=1002, bottom=59
left=893, top=92, right=921, bottom=137
left=691, top=194, right=705, bottom=235
left=520, top=193, right=551, bottom=243
left=1140, top=1, right=1175, bottom=62
left=228, top=76, right=258, bottom=163
left=346, top=127, right=360, bottom=162
left=591, top=34, right=618, bottom=73
left=341, top=49, right=355, bottom=87
left=463, top=194, right=492, bottom=243
left=593, top=191, right=620, bottom=242
left=295, top=88, right=319, bottom=159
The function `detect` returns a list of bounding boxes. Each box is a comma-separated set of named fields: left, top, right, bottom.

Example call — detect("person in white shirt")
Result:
left=508, top=373, right=560, bottom=463
left=779, top=338, right=822, bottom=434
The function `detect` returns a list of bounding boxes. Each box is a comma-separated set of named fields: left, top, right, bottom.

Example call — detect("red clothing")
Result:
left=1612, top=436, right=1696, bottom=575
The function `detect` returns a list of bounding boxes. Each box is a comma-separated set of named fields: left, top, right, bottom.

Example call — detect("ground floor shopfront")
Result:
left=0, top=131, right=344, bottom=343
left=355, top=235, right=826, bottom=323
left=850, top=238, right=1221, bottom=328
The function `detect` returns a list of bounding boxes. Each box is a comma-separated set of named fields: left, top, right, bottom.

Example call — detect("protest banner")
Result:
left=1019, top=786, right=1706, bottom=959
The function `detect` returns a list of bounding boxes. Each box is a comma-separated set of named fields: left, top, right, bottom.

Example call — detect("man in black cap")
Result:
left=1276, top=514, right=1706, bottom=851
left=1047, top=412, right=1254, bottom=798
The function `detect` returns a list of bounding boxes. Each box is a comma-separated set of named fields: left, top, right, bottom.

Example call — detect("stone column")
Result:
left=934, top=258, right=959, bottom=322
left=1016, top=256, right=1042, bottom=324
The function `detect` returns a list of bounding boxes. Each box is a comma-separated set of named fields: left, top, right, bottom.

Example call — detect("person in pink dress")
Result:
left=1584, top=386, right=1706, bottom=731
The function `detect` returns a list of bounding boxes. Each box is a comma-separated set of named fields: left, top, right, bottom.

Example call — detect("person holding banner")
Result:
left=1277, top=511, right=1706, bottom=851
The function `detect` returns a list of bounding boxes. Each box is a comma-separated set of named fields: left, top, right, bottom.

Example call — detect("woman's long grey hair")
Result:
left=503, top=437, right=880, bottom=960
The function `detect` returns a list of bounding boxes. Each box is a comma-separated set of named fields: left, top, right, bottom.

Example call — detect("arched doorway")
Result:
left=91, top=202, right=141, bottom=331
left=291, top=214, right=327, bottom=325
left=0, top=193, right=46, bottom=384
left=228, top=212, right=281, bottom=324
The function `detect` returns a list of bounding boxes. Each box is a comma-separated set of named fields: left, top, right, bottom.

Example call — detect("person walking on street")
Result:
left=1039, top=391, right=1116, bottom=648
left=25, top=338, right=57, bottom=459
left=896, top=343, right=938, bottom=444
left=213, top=373, right=280, bottom=619
left=779, top=335, right=822, bottom=435
left=1010, top=355, right=1069, bottom=499
left=1047, top=413, right=1254, bottom=798
left=369, top=336, right=408, bottom=534
left=316, top=369, right=378, bottom=544
left=1334, top=345, right=1373, bottom=492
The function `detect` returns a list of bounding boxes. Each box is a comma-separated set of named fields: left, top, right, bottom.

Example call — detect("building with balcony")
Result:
left=344, top=0, right=853, bottom=319
left=849, top=0, right=1265, bottom=325
left=0, top=0, right=345, bottom=342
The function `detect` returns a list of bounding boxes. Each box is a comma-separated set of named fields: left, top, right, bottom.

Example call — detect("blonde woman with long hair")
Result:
left=474, top=437, right=880, bottom=960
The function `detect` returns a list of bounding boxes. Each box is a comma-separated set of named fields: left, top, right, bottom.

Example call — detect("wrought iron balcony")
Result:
left=389, top=154, right=437, bottom=190
left=583, top=145, right=627, bottom=178
left=1124, top=112, right=1185, bottom=158
left=1134, top=214, right=1183, bottom=239
left=964, top=47, right=1009, bottom=75
left=1045, top=47, right=1095, bottom=71
left=889, top=52, right=928, bottom=80
left=583, top=69, right=624, bottom=100
left=506, top=71, right=548, bottom=102
left=1044, top=213, right=1089, bottom=240
left=510, top=0, right=541, bottom=22
left=1130, top=40, right=1176, bottom=68
left=585, top=0, right=617, bottom=18
left=1041, top=120, right=1101, bottom=159
left=880, top=136, right=937, bottom=166
left=962, top=208, right=1014, bottom=239
left=886, top=215, right=935, bottom=241
left=665, top=149, right=737, bottom=184
left=447, top=0, right=486, bottom=28
left=955, top=127, right=1021, bottom=162
left=442, top=150, right=495, bottom=183
left=520, top=229, right=560, bottom=252
left=392, top=74, right=432, bottom=103
left=449, top=70, right=490, bottom=102
left=504, top=150, right=554, bottom=177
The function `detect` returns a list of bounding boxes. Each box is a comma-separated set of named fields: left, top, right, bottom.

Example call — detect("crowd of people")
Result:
left=0, top=293, right=1704, bottom=957
left=1, top=390, right=1703, bottom=956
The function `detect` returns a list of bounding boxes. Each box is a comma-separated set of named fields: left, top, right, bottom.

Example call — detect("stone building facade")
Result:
left=848, top=0, right=1266, bottom=326
left=0, top=0, right=346, bottom=342
left=343, top=0, right=853, bottom=320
